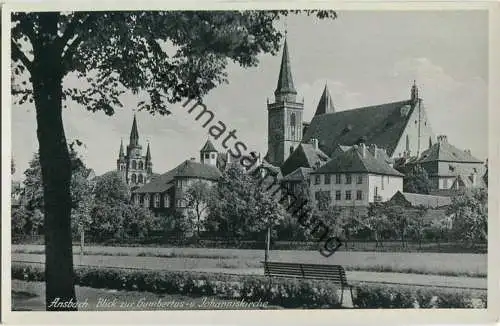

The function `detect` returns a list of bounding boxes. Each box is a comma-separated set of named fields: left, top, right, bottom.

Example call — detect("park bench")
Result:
left=262, top=261, right=354, bottom=306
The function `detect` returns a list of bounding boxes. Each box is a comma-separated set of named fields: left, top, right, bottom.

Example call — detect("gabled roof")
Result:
left=280, top=142, right=330, bottom=176
left=282, top=167, right=313, bottom=182
left=134, top=160, right=221, bottom=193
left=389, top=191, right=452, bottom=208
left=314, top=84, right=335, bottom=116
left=417, top=139, right=483, bottom=164
left=311, top=145, right=404, bottom=177
left=303, top=99, right=416, bottom=157
left=200, top=139, right=217, bottom=152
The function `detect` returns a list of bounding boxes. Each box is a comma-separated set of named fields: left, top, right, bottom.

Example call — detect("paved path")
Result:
left=12, top=253, right=486, bottom=290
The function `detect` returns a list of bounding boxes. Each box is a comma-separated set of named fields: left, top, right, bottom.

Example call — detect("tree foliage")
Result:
left=447, top=188, right=487, bottom=245
left=403, top=164, right=433, bottom=194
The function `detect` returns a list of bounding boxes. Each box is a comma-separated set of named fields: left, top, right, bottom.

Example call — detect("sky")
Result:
left=11, top=10, right=489, bottom=180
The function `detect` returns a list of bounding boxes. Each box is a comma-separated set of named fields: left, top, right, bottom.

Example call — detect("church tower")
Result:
left=267, top=38, right=304, bottom=166
left=200, top=139, right=218, bottom=166
left=116, top=114, right=153, bottom=188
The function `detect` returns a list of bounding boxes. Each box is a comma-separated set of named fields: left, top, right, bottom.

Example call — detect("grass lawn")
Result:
left=12, top=244, right=487, bottom=278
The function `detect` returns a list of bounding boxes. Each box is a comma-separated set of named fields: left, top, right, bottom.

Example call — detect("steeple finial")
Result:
left=411, top=80, right=419, bottom=102
left=274, top=37, right=297, bottom=102
left=130, top=114, right=139, bottom=146
left=314, top=83, right=335, bottom=116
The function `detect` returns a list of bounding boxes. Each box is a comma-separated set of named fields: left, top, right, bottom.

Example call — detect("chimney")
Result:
left=360, top=143, right=366, bottom=158
left=437, top=135, right=448, bottom=144
left=464, top=149, right=471, bottom=155
left=310, top=138, right=319, bottom=150
left=369, top=144, right=378, bottom=159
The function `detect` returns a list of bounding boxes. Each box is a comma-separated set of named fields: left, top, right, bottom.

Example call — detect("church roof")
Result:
left=314, top=84, right=335, bottom=116
left=280, top=142, right=330, bottom=176
left=311, top=145, right=404, bottom=177
left=200, top=139, right=217, bottom=152
left=416, top=138, right=483, bottom=163
left=274, top=38, right=297, bottom=97
left=303, top=99, right=416, bottom=157
left=282, top=167, right=313, bottom=182
left=133, top=160, right=221, bottom=193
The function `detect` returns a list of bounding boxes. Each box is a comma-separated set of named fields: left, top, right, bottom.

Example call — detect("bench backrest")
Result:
left=262, top=261, right=348, bottom=285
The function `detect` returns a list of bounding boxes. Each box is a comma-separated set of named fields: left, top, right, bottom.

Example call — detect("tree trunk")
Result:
left=32, top=28, right=77, bottom=310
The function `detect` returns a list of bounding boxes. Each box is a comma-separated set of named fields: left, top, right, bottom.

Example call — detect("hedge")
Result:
left=12, top=263, right=486, bottom=309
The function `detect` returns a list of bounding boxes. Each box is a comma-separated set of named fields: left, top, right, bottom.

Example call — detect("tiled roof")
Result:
left=200, top=139, right=217, bottom=152
left=282, top=167, right=313, bottom=182
left=311, top=145, right=404, bottom=177
left=280, top=143, right=330, bottom=176
left=314, top=84, right=335, bottom=116
left=134, top=160, right=221, bottom=193
left=417, top=139, right=483, bottom=163
left=390, top=191, right=452, bottom=208
left=303, top=99, right=416, bottom=157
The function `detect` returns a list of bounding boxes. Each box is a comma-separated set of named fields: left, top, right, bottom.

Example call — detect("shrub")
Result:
left=353, top=283, right=485, bottom=309
left=12, top=263, right=485, bottom=309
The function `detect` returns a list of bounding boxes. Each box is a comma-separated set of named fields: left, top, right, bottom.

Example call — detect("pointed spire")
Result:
left=314, top=83, right=335, bottom=116
left=201, top=139, right=217, bottom=152
left=130, top=114, right=139, bottom=146
left=146, top=142, right=151, bottom=161
left=119, top=139, right=125, bottom=158
left=411, top=80, right=419, bottom=103
left=274, top=37, right=297, bottom=102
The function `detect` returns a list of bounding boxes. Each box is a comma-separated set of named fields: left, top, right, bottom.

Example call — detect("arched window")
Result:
left=290, top=113, right=296, bottom=137
left=131, top=174, right=137, bottom=183
left=133, top=194, right=140, bottom=206
left=143, top=194, right=150, bottom=208
left=164, top=195, right=170, bottom=208
left=132, top=160, right=137, bottom=169
left=138, top=174, right=143, bottom=183
left=154, top=194, right=160, bottom=208
left=138, top=161, right=143, bottom=169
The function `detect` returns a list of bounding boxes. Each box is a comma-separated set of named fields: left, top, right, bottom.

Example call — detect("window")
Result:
left=138, top=174, right=143, bottom=184
left=131, top=174, right=137, bottom=183
left=324, top=174, right=331, bottom=184
left=345, top=174, right=352, bottom=184
left=443, top=178, right=448, bottom=189
left=290, top=113, right=296, bottom=126
left=211, top=153, right=216, bottom=159
left=204, top=153, right=210, bottom=159
left=164, top=195, right=170, bottom=208
left=449, top=165, right=455, bottom=172
left=154, top=194, right=160, bottom=208
left=335, top=190, right=341, bottom=201
left=381, top=176, right=385, bottom=190
left=335, top=174, right=341, bottom=184
left=143, top=194, right=150, bottom=208
left=356, top=190, right=363, bottom=200
left=133, top=194, right=140, bottom=205
left=176, top=199, right=185, bottom=208
left=138, top=161, right=143, bottom=169
left=314, top=175, right=321, bottom=185
left=132, top=160, right=137, bottom=169
left=356, top=175, right=363, bottom=184
left=345, top=190, right=352, bottom=201
left=139, top=194, right=144, bottom=205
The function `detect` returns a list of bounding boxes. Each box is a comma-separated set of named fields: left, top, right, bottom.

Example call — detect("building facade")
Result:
left=309, top=144, right=404, bottom=210
left=116, top=115, right=154, bottom=189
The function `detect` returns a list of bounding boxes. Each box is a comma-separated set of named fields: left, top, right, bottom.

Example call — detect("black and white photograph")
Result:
left=2, top=2, right=499, bottom=324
